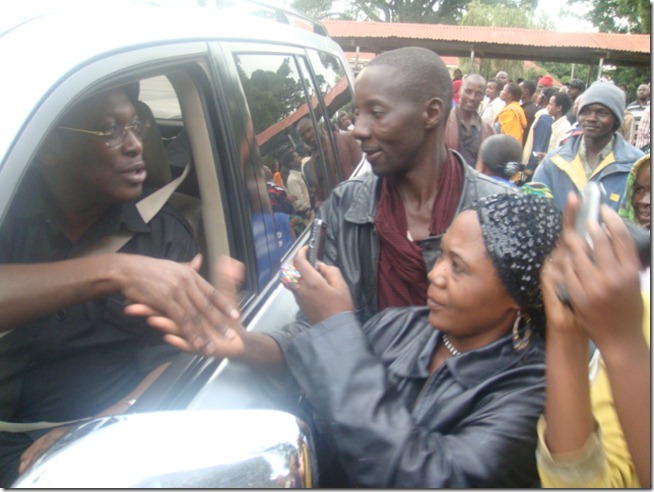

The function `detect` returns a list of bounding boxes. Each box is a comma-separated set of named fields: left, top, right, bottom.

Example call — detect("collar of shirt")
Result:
left=456, top=107, right=482, bottom=131
left=578, top=134, right=616, bottom=178
left=10, top=168, right=150, bottom=256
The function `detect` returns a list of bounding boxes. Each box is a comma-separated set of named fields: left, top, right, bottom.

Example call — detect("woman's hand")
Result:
left=286, top=247, right=354, bottom=325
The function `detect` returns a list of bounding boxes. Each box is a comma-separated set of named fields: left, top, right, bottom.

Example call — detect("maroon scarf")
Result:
left=375, top=151, right=463, bottom=310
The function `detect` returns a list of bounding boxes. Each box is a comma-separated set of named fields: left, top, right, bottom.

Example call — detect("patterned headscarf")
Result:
left=619, top=154, right=650, bottom=225
left=469, top=192, right=562, bottom=328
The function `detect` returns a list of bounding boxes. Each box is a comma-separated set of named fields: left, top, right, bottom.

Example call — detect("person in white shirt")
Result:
left=480, top=79, right=505, bottom=127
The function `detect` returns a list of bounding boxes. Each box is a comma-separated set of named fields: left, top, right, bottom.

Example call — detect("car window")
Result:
left=305, top=50, right=362, bottom=180
left=234, top=52, right=317, bottom=289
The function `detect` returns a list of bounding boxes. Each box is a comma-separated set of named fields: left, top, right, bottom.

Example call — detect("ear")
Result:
left=424, top=96, right=445, bottom=130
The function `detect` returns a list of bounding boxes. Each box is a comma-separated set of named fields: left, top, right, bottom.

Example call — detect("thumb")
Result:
left=188, top=253, right=203, bottom=272
left=214, top=255, right=245, bottom=307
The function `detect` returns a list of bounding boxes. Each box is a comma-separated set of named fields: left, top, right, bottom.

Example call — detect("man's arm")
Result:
left=0, top=254, right=240, bottom=358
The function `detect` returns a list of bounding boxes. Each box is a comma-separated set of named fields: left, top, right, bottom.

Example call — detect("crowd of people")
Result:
left=447, top=68, right=650, bottom=208
left=0, top=45, right=649, bottom=488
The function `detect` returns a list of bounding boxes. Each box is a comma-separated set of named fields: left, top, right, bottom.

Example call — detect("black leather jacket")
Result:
left=282, top=307, right=545, bottom=488
left=270, top=152, right=516, bottom=349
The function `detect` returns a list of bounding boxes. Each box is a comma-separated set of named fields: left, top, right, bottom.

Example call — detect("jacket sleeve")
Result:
left=283, top=312, right=544, bottom=488
left=532, top=153, right=553, bottom=187
left=532, top=116, right=553, bottom=154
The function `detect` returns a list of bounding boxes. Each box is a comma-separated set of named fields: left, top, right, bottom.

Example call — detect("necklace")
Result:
left=441, top=334, right=461, bottom=356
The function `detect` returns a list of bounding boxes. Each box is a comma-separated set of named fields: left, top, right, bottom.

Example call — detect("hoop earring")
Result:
left=512, top=311, right=532, bottom=352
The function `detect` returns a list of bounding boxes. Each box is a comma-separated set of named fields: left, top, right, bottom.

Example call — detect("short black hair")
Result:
left=367, top=47, right=452, bottom=120
left=506, top=82, right=522, bottom=101
left=488, top=79, right=504, bottom=93
left=280, top=150, right=296, bottom=168
left=552, top=91, right=573, bottom=115
left=520, top=80, right=536, bottom=97
left=479, top=134, right=523, bottom=177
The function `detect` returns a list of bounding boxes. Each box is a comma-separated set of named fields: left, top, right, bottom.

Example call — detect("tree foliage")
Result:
left=291, top=0, right=539, bottom=24
left=569, top=0, right=650, bottom=34
left=457, top=0, right=551, bottom=81
left=235, top=57, right=307, bottom=134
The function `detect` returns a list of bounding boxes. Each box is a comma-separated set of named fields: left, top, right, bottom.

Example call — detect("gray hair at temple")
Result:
left=469, top=192, right=562, bottom=332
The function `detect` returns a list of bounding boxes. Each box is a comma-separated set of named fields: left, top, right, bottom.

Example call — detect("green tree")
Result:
left=458, top=0, right=550, bottom=80
left=569, top=0, right=650, bottom=34
left=236, top=57, right=307, bottom=134
left=289, top=0, right=348, bottom=20
left=291, top=0, right=539, bottom=24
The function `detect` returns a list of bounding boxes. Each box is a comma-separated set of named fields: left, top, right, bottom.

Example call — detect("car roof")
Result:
left=0, top=0, right=341, bottom=163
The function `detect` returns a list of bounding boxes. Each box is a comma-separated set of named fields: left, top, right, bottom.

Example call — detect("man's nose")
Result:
left=351, top=116, right=369, bottom=140
left=123, top=127, right=144, bottom=153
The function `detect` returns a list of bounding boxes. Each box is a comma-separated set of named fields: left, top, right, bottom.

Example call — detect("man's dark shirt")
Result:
left=0, top=170, right=198, bottom=486
left=457, top=117, right=482, bottom=167
left=267, top=181, right=296, bottom=216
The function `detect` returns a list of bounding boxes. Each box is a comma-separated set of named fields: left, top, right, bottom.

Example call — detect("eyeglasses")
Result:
left=58, top=119, right=150, bottom=147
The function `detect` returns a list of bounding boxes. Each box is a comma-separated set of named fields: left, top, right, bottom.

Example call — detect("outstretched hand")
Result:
left=124, top=255, right=247, bottom=358
left=285, top=246, right=354, bottom=325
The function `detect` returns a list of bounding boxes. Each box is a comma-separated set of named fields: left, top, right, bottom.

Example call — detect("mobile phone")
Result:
left=574, top=182, right=604, bottom=249
left=307, top=219, right=327, bottom=267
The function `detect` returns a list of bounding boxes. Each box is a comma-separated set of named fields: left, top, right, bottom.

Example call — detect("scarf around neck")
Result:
left=375, top=151, right=463, bottom=310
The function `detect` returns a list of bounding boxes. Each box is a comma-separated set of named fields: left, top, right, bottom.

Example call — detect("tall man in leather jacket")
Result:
left=147, top=47, right=515, bottom=368
left=127, top=47, right=517, bottom=488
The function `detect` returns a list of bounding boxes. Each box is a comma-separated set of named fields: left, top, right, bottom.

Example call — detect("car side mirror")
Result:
left=12, top=409, right=315, bottom=488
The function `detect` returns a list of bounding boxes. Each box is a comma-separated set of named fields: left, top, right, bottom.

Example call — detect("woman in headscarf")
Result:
left=619, top=153, right=650, bottom=230
left=276, top=192, right=562, bottom=487
left=129, top=192, right=563, bottom=487
left=618, top=153, right=650, bottom=287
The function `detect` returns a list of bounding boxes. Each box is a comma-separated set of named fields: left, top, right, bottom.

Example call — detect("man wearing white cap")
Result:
left=533, top=81, right=645, bottom=211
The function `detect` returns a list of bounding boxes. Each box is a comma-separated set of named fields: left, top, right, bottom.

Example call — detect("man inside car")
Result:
left=0, top=86, right=222, bottom=486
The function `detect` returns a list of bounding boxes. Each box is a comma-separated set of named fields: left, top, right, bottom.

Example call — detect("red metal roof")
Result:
left=323, top=20, right=650, bottom=66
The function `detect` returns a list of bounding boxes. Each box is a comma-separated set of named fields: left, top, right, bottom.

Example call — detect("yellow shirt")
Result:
left=536, top=291, right=650, bottom=487
left=496, top=101, right=527, bottom=145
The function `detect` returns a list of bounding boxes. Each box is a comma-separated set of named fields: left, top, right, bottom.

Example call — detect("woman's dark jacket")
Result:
left=281, top=307, right=545, bottom=488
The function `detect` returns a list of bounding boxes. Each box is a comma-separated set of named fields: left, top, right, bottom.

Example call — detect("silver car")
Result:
left=1, top=0, right=363, bottom=486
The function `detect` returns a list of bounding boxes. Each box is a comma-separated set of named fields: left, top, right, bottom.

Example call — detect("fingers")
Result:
left=562, top=191, right=580, bottom=233
left=316, top=262, right=348, bottom=290
left=188, top=253, right=203, bottom=272
left=214, top=255, right=245, bottom=310
left=124, top=303, right=160, bottom=318
left=596, top=205, right=641, bottom=274
left=164, top=265, right=241, bottom=348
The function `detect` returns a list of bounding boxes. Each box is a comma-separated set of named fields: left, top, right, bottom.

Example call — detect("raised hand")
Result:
left=284, top=246, right=353, bottom=325
left=124, top=255, right=246, bottom=358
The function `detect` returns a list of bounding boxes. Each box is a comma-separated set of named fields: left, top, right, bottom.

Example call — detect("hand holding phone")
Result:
left=307, top=219, right=327, bottom=267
